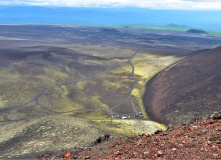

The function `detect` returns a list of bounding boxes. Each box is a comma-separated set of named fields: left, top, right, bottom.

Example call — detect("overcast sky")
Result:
left=0, top=0, right=221, bottom=10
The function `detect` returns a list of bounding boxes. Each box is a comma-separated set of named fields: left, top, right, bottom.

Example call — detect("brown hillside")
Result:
left=37, top=113, right=221, bottom=160
left=143, top=46, right=221, bottom=125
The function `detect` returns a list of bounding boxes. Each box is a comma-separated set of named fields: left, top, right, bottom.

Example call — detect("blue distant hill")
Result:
left=0, top=6, right=221, bottom=32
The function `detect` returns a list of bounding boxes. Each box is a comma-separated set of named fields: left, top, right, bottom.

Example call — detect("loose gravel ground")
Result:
left=37, top=111, right=221, bottom=160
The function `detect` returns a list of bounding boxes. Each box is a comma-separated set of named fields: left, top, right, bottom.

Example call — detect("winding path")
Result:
left=0, top=50, right=144, bottom=124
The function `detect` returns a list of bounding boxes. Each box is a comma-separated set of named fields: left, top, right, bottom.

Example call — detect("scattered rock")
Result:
left=144, top=151, right=149, bottom=155
left=64, top=152, right=71, bottom=158
left=37, top=118, right=221, bottom=160
left=207, top=141, right=212, bottom=145
left=154, top=130, right=163, bottom=134
left=168, top=124, right=174, bottom=129
left=192, top=126, right=198, bottom=129
left=212, top=154, right=219, bottom=158
left=96, top=137, right=102, bottom=143
left=209, top=111, right=221, bottom=120
left=84, top=155, right=91, bottom=159
left=157, top=150, right=163, bottom=157
left=202, top=129, right=208, bottom=133
left=104, top=134, right=110, bottom=139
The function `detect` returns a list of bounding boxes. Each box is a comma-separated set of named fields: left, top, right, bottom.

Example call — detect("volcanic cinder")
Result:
left=144, top=46, right=221, bottom=125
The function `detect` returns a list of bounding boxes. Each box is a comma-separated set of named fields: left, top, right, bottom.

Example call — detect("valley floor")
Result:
left=0, top=25, right=220, bottom=158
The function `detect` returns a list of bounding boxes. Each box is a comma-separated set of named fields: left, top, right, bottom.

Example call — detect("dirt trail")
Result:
left=0, top=50, right=143, bottom=124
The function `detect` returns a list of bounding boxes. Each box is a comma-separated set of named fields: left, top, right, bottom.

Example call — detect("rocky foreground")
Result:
left=36, top=111, right=221, bottom=160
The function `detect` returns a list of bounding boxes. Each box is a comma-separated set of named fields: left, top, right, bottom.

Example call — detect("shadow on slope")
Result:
left=143, top=46, right=221, bottom=125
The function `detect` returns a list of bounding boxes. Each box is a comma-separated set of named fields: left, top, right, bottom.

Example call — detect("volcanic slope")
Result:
left=144, top=45, right=221, bottom=125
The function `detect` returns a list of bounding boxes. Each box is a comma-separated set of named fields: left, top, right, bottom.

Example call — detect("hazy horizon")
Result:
left=0, top=6, right=221, bottom=32
left=1, top=0, right=221, bottom=10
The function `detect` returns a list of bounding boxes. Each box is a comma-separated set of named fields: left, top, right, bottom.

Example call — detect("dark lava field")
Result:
left=0, top=25, right=220, bottom=158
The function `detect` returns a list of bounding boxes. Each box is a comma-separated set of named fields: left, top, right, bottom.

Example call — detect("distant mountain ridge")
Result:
left=0, top=6, right=221, bottom=32
left=166, top=23, right=191, bottom=29
left=187, top=29, right=208, bottom=34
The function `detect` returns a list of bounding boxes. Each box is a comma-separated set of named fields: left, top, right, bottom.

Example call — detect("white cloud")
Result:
left=184, top=0, right=221, bottom=1
left=1, top=0, right=221, bottom=10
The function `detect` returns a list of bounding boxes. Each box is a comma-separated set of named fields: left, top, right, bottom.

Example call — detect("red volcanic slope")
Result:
left=37, top=116, right=221, bottom=160
left=143, top=46, right=221, bottom=125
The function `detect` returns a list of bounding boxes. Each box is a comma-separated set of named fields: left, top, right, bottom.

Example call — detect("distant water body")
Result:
left=0, top=6, right=221, bottom=32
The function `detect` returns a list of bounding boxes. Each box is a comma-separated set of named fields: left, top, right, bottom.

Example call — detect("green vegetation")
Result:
left=102, top=24, right=221, bottom=37
left=204, top=31, right=221, bottom=37
left=1, top=25, right=220, bottom=158
left=125, top=25, right=188, bottom=31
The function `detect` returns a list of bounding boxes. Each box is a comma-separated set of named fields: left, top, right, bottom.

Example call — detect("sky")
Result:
left=1, top=0, right=221, bottom=10
left=0, top=0, right=220, bottom=32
